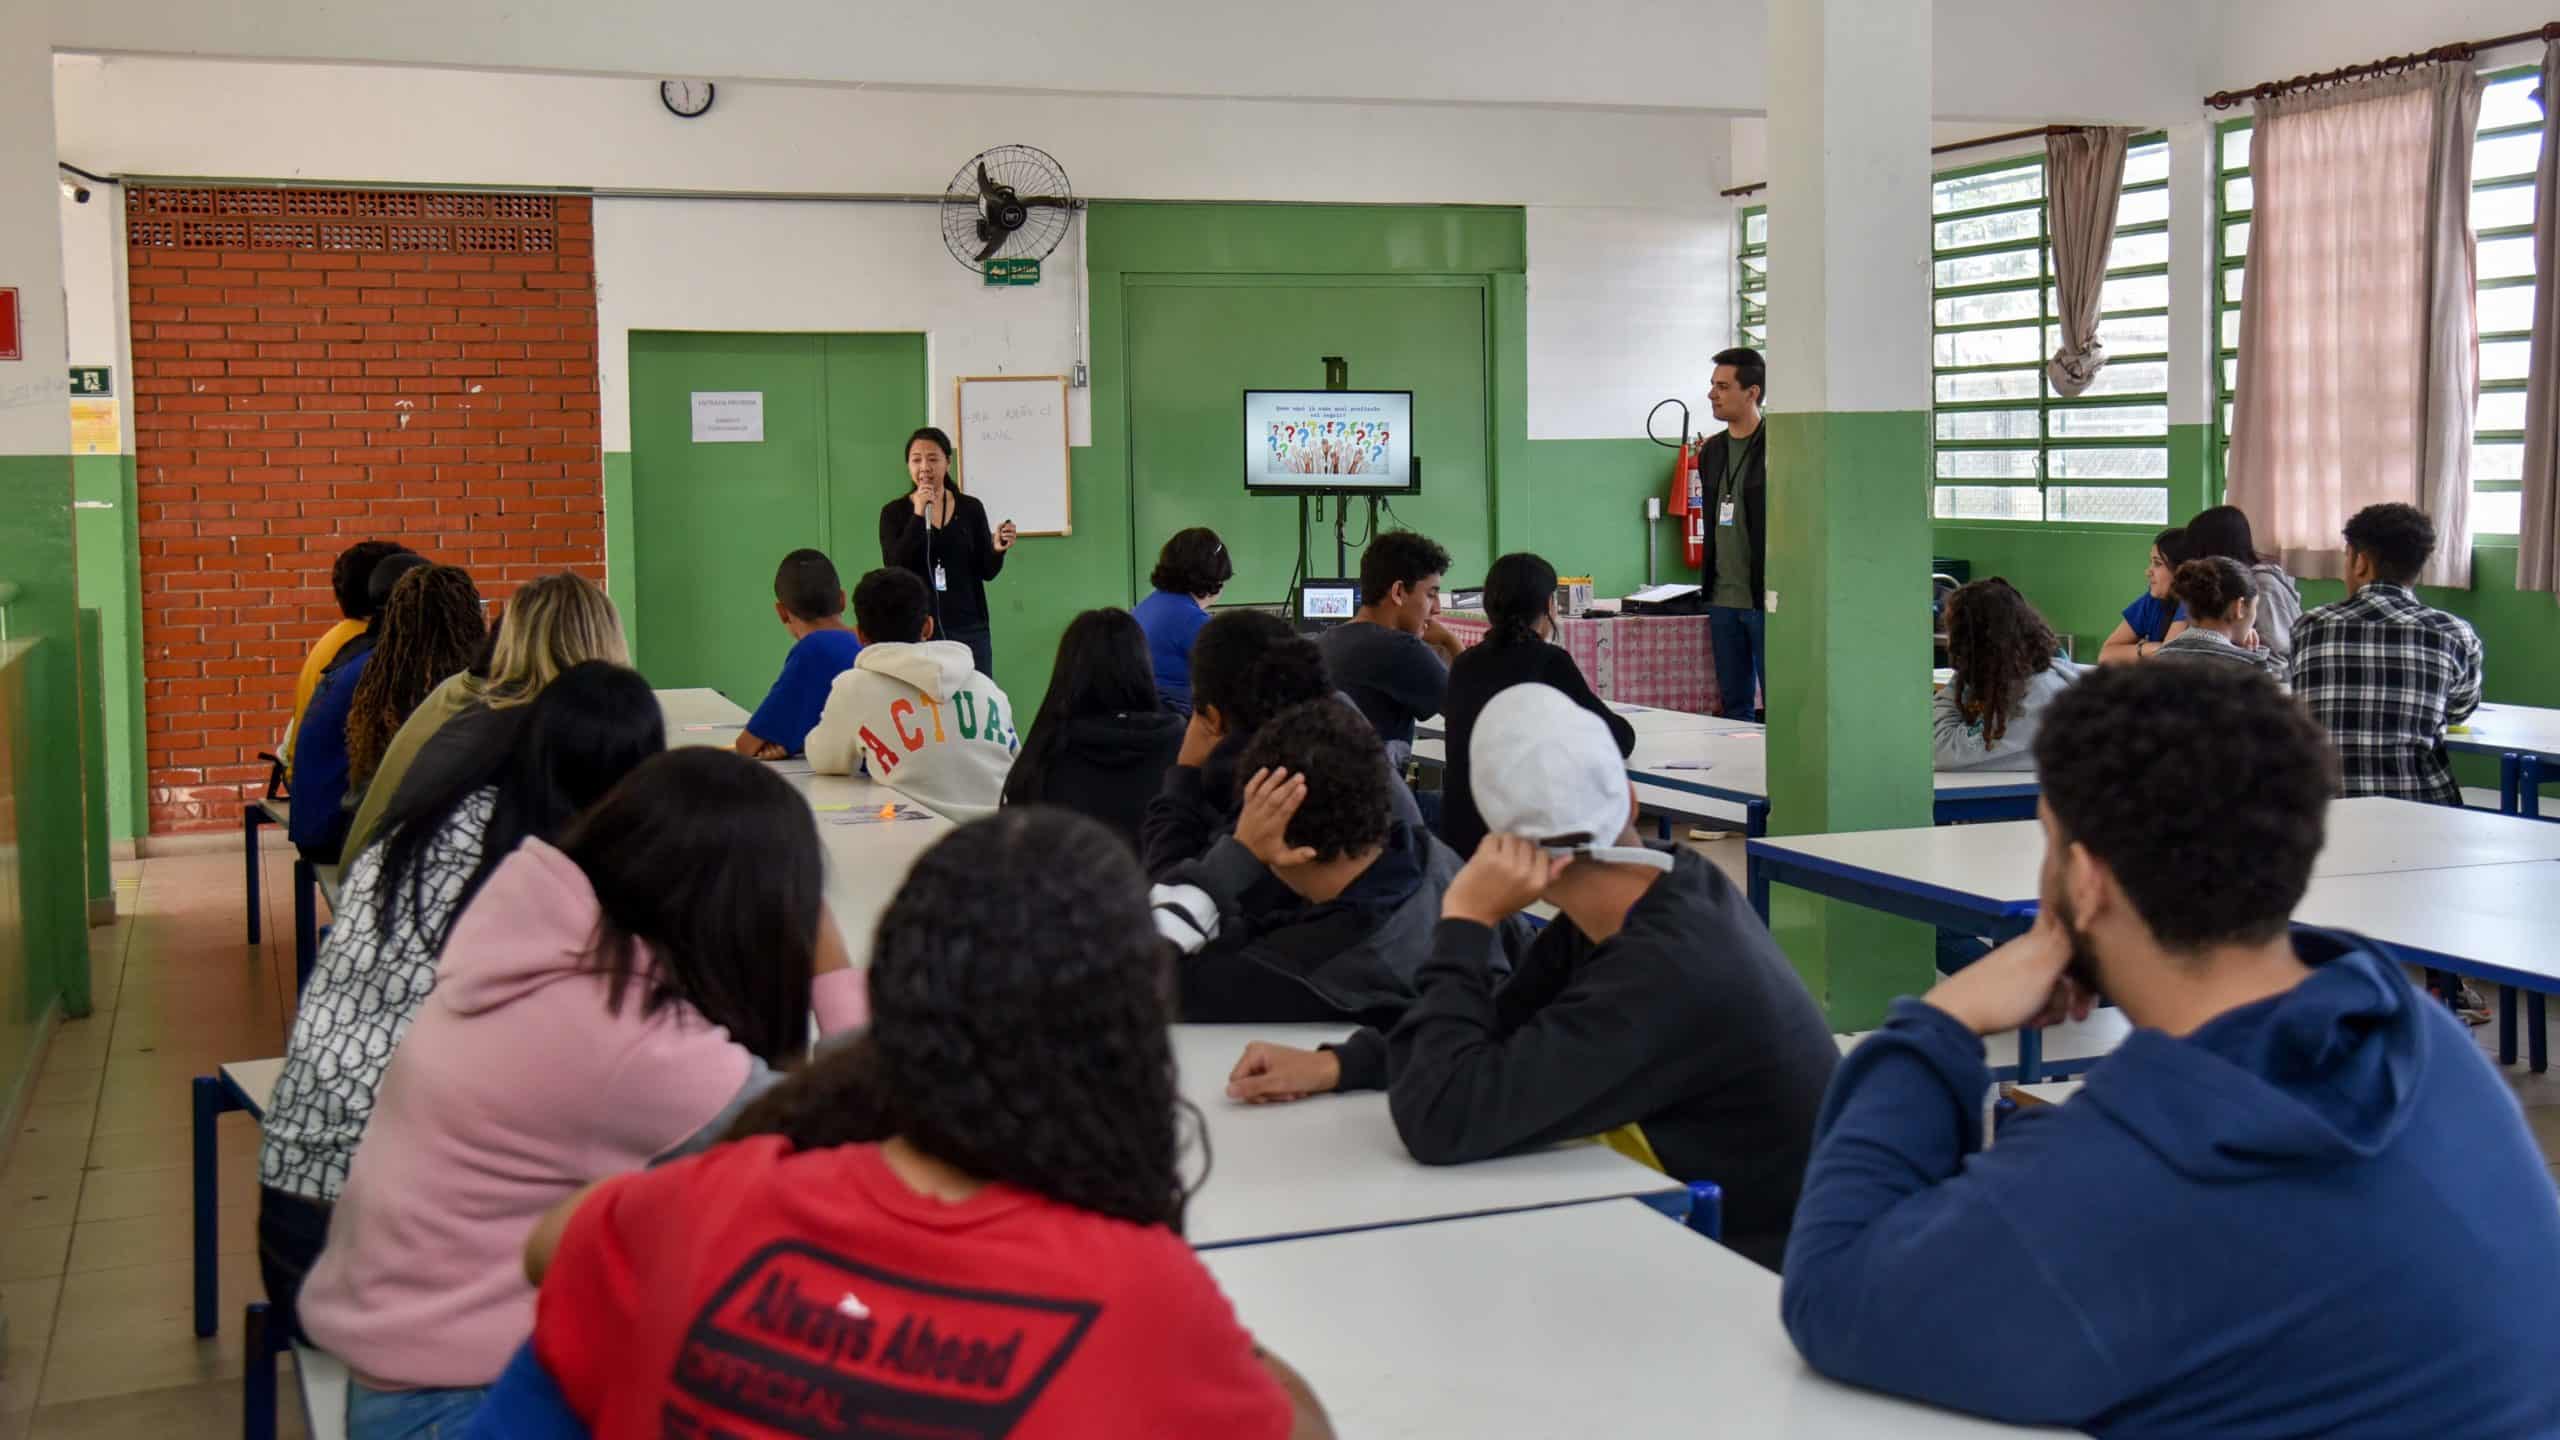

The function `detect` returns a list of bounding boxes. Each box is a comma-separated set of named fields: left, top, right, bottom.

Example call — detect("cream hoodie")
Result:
left=805, top=639, right=1018, bottom=819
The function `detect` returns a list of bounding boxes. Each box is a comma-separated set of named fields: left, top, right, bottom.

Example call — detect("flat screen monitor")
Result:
left=1295, top=579, right=1361, bottom=631
left=1244, top=390, right=1417, bottom=495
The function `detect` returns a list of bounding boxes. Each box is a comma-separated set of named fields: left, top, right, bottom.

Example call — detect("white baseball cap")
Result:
left=1469, top=684, right=1672, bottom=872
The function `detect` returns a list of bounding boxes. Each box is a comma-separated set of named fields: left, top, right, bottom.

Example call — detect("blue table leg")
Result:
left=1683, top=1181, right=1724, bottom=1241
left=2533, top=992, right=2549, bottom=1075
left=2524, top=755, right=2545, bottom=822
left=192, top=1076, right=220, bottom=1337
left=2016, top=1029, right=2043, bottom=1085
left=1746, top=801, right=1772, bottom=923
left=1656, top=815, right=1672, bottom=843
left=292, top=859, right=318, bottom=991
left=2502, top=753, right=2522, bottom=816
left=243, top=1301, right=279, bottom=1440
left=243, top=806, right=263, bottom=945
left=1746, top=800, right=1769, bottom=839
left=2502, top=985, right=2520, bottom=1066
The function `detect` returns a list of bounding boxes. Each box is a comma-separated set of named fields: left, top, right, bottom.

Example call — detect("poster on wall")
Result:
left=690, top=391, right=765, bottom=443
left=0, top=288, right=20, bottom=362
left=71, top=399, right=119, bottom=455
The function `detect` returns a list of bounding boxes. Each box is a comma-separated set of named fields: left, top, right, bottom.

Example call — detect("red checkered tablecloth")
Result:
left=1441, top=612, right=1723, bottom=716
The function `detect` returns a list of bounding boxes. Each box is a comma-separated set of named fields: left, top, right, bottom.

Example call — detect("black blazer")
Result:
left=1696, top=429, right=1768, bottom=612
left=879, top=490, right=1005, bottom=637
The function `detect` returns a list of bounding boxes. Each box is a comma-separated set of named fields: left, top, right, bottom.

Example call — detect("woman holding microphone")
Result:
left=878, top=426, right=1015, bottom=677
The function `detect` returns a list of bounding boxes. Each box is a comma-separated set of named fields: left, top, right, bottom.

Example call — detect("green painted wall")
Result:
left=0, top=450, right=93, bottom=1106
left=72, top=454, right=144, bottom=843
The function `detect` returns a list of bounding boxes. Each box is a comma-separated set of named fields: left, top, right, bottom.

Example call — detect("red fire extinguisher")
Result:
left=1667, top=438, right=1705, bottom=570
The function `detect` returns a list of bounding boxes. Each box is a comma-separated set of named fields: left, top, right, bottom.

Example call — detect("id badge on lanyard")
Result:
left=1718, top=495, right=1737, bottom=528
left=934, top=563, right=949, bottom=593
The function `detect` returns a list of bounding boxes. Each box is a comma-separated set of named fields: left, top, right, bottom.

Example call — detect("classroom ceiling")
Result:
left=48, top=0, right=2217, bottom=125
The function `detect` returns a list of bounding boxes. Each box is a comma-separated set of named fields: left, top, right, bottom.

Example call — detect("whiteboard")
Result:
left=955, top=375, right=1071, bottom=537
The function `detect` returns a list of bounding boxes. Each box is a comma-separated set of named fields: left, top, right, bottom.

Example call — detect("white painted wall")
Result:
left=2, top=25, right=69, bottom=456
left=2209, top=0, right=2554, bottom=95
left=46, top=0, right=2212, bottom=122
left=58, top=182, right=132, bottom=452
left=55, top=54, right=1742, bottom=446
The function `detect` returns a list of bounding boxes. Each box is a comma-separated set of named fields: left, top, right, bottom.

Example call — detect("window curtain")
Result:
left=2044, top=126, right=2131, bottom=397
left=2518, top=42, right=2560, bottom=597
left=2227, top=63, right=2483, bottom=587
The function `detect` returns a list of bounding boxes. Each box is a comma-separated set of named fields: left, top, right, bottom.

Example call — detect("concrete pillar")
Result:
left=1762, top=0, right=1935, bottom=1026
left=0, top=19, right=93, bottom=1019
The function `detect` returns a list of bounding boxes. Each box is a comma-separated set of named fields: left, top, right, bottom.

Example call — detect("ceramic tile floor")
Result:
left=1, top=846, right=310, bottom=1440
left=5, top=837, right=2558, bottom=1438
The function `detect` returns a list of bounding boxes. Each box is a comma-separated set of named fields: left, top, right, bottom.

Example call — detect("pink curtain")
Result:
left=2227, top=64, right=2483, bottom=586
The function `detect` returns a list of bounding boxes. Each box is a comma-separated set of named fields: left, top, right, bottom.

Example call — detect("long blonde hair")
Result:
left=481, top=572, right=629, bottom=708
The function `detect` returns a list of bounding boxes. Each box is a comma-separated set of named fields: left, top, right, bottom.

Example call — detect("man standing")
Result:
left=1699, top=348, right=1768, bottom=721
left=1318, top=529, right=1463, bottom=760
left=1781, top=662, right=2560, bottom=1434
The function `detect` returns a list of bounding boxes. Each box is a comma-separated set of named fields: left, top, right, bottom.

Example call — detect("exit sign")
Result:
left=0, top=288, right=18, bottom=362
left=983, top=258, right=1041, bottom=287
left=69, top=366, right=112, bottom=397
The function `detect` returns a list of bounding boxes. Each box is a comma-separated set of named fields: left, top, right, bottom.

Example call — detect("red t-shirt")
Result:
left=535, top=1136, right=1293, bottom=1439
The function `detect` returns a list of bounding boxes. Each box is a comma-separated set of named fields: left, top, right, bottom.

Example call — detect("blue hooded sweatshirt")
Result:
left=1782, top=930, right=2560, bottom=1438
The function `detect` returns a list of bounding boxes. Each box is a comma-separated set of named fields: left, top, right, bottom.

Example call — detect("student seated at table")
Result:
left=289, top=554, right=452, bottom=862
left=342, top=571, right=629, bottom=862
left=1317, top=529, right=1465, bottom=758
left=287, top=538, right=412, bottom=777
left=731, top=548, right=862, bottom=760
left=1152, top=698, right=1487, bottom=1028
left=806, top=567, right=1018, bottom=820
left=2291, top=502, right=2482, bottom=807
left=1001, top=608, right=1184, bottom=854
left=1143, top=611, right=1426, bottom=880
left=297, top=749, right=867, bottom=1439
left=347, top=563, right=487, bottom=798
left=1933, top=578, right=2086, bottom=772
left=1439, top=551, right=1634, bottom=859
left=1134, top=526, right=1232, bottom=715
left=1780, top=662, right=2560, bottom=1436
left=2170, top=503, right=2303, bottom=667
left=2155, top=557, right=2285, bottom=683
left=2095, top=526, right=2184, bottom=666
left=257, top=662, right=663, bottom=1344
left=1224, top=684, right=1836, bottom=1271
left=492, top=808, right=1333, bottom=1440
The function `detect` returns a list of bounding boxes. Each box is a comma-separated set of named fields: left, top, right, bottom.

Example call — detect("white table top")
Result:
left=2291, top=861, right=2560, bottom=986
left=221, top=1057, right=284, bottom=1118
left=1417, top=724, right=2031, bottom=809
left=2446, top=702, right=2560, bottom=762
left=1838, top=1008, right=2131, bottom=1073
left=795, top=770, right=954, bottom=968
left=1750, top=796, right=2560, bottom=917
left=656, top=687, right=751, bottom=746
left=1418, top=702, right=1756, bottom=742
left=1173, top=1024, right=1681, bottom=1248
left=1202, top=1199, right=2061, bottom=1437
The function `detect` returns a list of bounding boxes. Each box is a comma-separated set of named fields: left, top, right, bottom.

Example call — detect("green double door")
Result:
left=1125, top=280, right=1492, bottom=603
left=628, top=332, right=926, bottom=705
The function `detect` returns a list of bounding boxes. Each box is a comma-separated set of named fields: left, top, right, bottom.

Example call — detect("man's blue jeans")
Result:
left=1705, top=605, right=1765, bottom=721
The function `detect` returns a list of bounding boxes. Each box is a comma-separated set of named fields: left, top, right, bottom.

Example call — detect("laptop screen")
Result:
left=1297, top=580, right=1359, bottom=626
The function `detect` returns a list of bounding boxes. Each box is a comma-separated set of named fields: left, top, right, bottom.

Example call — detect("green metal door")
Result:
left=1125, top=280, right=1492, bottom=603
left=628, top=332, right=925, bottom=705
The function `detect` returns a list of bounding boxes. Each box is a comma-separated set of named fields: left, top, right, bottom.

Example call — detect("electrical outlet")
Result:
left=1072, top=362, right=1089, bottom=388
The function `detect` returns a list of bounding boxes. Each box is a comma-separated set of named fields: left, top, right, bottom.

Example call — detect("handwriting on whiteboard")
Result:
left=964, top=400, right=1058, bottom=445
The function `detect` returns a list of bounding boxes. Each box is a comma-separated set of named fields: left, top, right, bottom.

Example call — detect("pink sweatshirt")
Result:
left=296, top=838, right=866, bottom=1388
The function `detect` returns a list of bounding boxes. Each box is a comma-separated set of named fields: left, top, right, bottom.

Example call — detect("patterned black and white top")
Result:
left=2290, top=583, right=2484, bottom=806
left=259, top=788, right=496, bottom=1202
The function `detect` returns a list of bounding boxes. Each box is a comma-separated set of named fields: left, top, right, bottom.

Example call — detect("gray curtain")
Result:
left=2044, top=126, right=2131, bottom=398
left=2519, top=42, right=2560, bottom=596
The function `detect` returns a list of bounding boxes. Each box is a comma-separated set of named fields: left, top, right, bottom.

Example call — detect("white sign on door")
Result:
left=691, top=391, right=766, bottom=443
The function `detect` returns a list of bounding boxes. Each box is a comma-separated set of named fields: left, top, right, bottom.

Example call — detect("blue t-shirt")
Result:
left=2121, top=591, right=2177, bottom=644
left=745, top=628, right=863, bottom=755
left=1132, top=589, right=1211, bottom=714
left=291, top=641, right=373, bottom=855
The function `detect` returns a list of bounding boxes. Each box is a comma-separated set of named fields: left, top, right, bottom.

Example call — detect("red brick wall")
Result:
left=125, top=188, right=603, bottom=835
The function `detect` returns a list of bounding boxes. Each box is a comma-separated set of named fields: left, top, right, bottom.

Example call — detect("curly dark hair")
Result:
left=2171, top=556, right=2253, bottom=622
left=1481, top=552, right=1558, bottom=648
left=558, top=748, right=822, bottom=1067
left=1188, top=610, right=1331, bottom=735
left=2343, top=502, right=2438, bottom=585
left=1238, top=698, right=1394, bottom=861
left=1944, top=578, right=2059, bottom=745
left=347, top=563, right=486, bottom=785
left=1358, top=530, right=1452, bottom=607
left=1150, top=527, right=1234, bottom=598
left=2035, top=663, right=2335, bottom=949
left=329, top=539, right=413, bottom=621
left=723, top=808, right=1197, bottom=1231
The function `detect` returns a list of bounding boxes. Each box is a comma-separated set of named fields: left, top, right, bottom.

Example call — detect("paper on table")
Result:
left=1657, top=761, right=1713, bottom=772
left=828, top=804, right=934, bottom=825
left=681, top=723, right=737, bottom=732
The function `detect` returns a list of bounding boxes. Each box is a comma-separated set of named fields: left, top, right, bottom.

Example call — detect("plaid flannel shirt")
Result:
left=2289, top=583, right=2483, bottom=805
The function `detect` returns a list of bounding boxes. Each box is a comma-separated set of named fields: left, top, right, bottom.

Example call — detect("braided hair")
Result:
left=346, top=564, right=486, bottom=785
left=726, top=807, right=1198, bottom=1231
left=1481, top=552, right=1557, bottom=648
left=1944, top=577, right=2059, bottom=745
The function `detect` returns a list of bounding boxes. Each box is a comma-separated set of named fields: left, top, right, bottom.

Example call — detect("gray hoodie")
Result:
left=2245, top=562, right=2304, bottom=667
left=2157, top=625, right=2287, bottom=685
left=1933, top=657, right=2087, bottom=772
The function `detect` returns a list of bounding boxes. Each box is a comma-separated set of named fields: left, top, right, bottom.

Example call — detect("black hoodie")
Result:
left=1330, top=846, right=1837, bottom=1271
left=1000, top=709, right=1184, bottom=854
